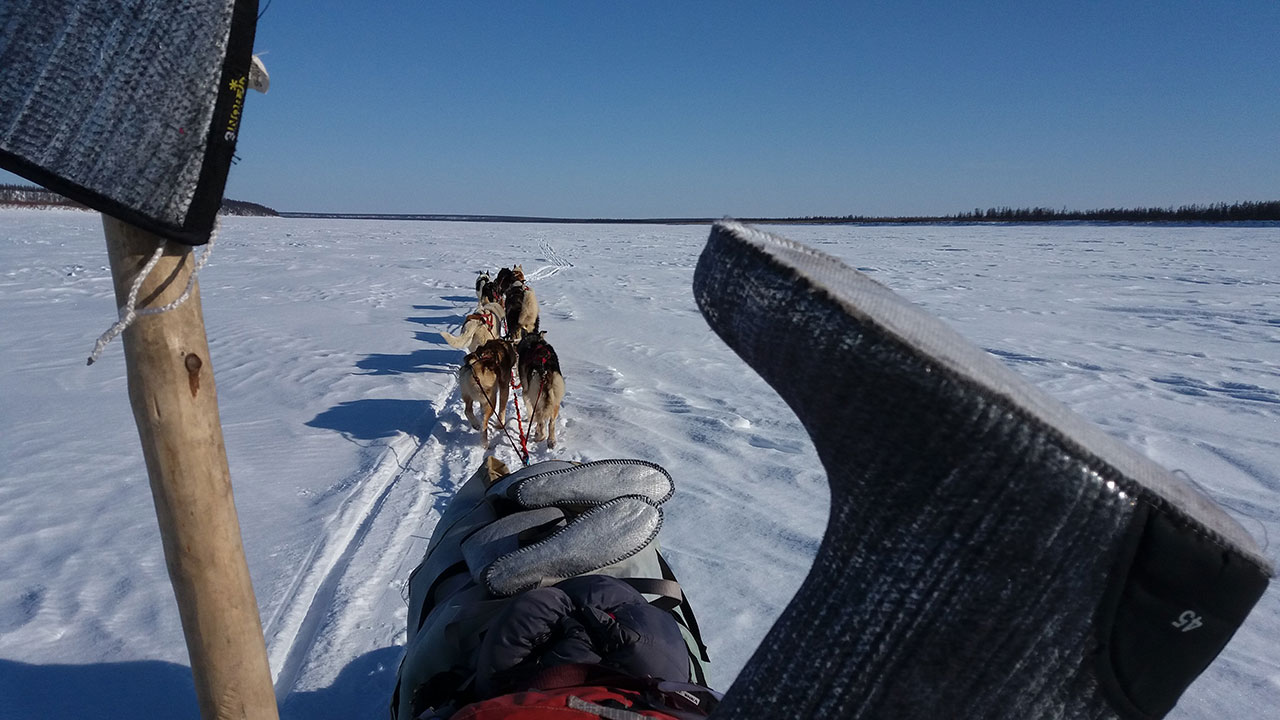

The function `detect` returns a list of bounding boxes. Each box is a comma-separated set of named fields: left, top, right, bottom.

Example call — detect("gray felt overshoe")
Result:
left=694, top=221, right=1270, bottom=720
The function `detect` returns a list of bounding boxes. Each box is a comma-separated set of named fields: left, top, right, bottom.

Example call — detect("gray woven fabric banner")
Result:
left=694, top=221, right=1270, bottom=720
left=0, top=0, right=257, bottom=245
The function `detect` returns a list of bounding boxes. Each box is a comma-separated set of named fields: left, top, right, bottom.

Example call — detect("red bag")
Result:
left=451, top=685, right=680, bottom=720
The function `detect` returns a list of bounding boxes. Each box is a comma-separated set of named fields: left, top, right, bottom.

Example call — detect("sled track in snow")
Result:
left=270, top=445, right=418, bottom=702
left=266, top=382, right=489, bottom=705
left=266, top=266, right=576, bottom=705
left=523, top=240, right=573, bottom=282
left=265, top=419, right=434, bottom=701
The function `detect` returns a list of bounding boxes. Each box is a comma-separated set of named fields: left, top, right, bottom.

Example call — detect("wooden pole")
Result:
left=103, top=215, right=279, bottom=720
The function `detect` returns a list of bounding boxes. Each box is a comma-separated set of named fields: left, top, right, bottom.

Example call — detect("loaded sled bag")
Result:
left=393, top=458, right=711, bottom=720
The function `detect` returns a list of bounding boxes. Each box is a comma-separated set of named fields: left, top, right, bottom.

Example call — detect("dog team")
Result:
left=441, top=265, right=565, bottom=449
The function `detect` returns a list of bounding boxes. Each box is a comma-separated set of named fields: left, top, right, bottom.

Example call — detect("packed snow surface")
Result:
left=1, top=209, right=1277, bottom=718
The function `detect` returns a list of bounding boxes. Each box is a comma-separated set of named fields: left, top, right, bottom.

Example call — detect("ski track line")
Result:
left=267, top=382, right=456, bottom=702
left=526, top=240, right=572, bottom=282
left=286, top=426, right=484, bottom=704
left=267, top=279, right=570, bottom=703
left=525, top=264, right=565, bottom=282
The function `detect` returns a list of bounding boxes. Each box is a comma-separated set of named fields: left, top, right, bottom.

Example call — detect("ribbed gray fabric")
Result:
left=0, top=0, right=242, bottom=235
left=694, top=222, right=1270, bottom=720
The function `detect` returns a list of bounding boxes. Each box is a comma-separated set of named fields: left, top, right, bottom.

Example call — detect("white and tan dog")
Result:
left=504, top=283, right=540, bottom=341
left=516, top=332, right=564, bottom=448
left=458, top=339, right=517, bottom=446
left=440, top=301, right=505, bottom=354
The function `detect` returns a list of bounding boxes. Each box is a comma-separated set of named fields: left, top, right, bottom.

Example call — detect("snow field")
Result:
left=0, top=210, right=1276, bottom=718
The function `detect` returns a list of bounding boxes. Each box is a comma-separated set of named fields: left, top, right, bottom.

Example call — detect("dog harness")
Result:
left=466, top=311, right=497, bottom=332
left=530, top=344, right=553, bottom=368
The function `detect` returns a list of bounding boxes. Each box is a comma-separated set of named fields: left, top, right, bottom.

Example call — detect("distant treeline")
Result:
left=755, top=201, right=1280, bottom=224
left=277, top=212, right=720, bottom=224
left=283, top=201, right=1280, bottom=225
left=4, top=182, right=1276, bottom=223
left=0, top=183, right=279, bottom=216
left=220, top=198, right=280, bottom=216
left=946, top=201, right=1280, bottom=223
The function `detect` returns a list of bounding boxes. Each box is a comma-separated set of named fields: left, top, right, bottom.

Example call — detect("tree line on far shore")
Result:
left=3, top=182, right=1277, bottom=223
left=0, top=183, right=279, bottom=216
left=777, top=200, right=1280, bottom=224
left=948, top=201, right=1280, bottom=223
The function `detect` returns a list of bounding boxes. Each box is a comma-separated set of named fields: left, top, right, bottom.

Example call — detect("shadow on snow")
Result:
left=354, top=348, right=459, bottom=376
left=0, top=646, right=403, bottom=720
left=307, top=399, right=437, bottom=441
left=0, top=658, right=201, bottom=720
left=407, top=314, right=464, bottom=327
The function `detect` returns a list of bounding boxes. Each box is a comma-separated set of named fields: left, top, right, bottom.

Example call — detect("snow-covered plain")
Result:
left=1, top=209, right=1277, bottom=719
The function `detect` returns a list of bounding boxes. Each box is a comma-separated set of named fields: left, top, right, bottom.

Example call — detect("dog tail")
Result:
left=529, top=369, right=553, bottom=412
left=441, top=325, right=475, bottom=349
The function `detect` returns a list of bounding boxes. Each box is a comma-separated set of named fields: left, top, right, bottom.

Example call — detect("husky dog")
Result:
left=492, top=265, right=525, bottom=297
left=459, top=339, right=517, bottom=446
left=516, top=332, right=565, bottom=448
left=474, top=271, right=493, bottom=302
left=441, top=302, right=505, bottom=353
left=478, top=279, right=502, bottom=307
left=504, top=284, right=540, bottom=341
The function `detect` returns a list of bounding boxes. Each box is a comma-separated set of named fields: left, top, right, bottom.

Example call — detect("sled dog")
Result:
left=474, top=271, right=492, bottom=302
left=493, top=265, right=525, bottom=297
left=459, top=339, right=517, bottom=446
left=504, top=284, right=540, bottom=341
left=517, top=332, right=565, bottom=448
left=478, top=280, right=502, bottom=307
left=440, top=302, right=504, bottom=354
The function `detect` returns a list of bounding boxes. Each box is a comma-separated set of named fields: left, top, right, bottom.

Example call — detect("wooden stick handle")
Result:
left=103, top=216, right=279, bottom=720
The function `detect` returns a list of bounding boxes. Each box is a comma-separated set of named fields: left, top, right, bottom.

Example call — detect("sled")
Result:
left=393, top=457, right=711, bottom=720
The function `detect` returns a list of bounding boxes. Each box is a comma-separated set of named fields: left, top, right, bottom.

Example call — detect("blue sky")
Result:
left=9, top=1, right=1280, bottom=217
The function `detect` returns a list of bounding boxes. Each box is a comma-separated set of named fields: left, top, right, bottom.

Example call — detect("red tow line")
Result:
left=510, top=368, right=530, bottom=464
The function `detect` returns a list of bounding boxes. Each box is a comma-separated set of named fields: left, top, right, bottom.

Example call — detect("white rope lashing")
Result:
left=86, top=234, right=215, bottom=365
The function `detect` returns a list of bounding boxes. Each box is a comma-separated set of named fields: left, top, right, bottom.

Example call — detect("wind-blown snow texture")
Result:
left=0, top=209, right=1276, bottom=719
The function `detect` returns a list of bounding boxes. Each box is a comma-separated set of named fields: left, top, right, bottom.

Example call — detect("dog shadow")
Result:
left=407, top=314, right=465, bottom=327
left=307, top=399, right=437, bottom=441
left=355, top=348, right=459, bottom=376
